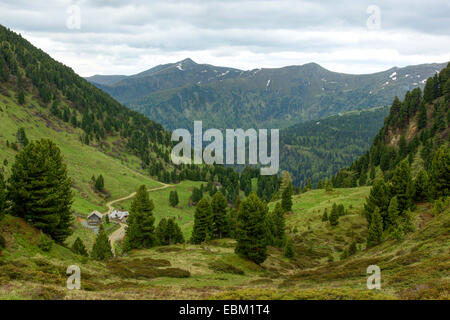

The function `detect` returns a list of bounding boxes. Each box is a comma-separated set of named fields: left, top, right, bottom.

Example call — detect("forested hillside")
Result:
left=87, top=58, right=447, bottom=130
left=280, top=106, right=389, bottom=187
left=333, top=63, right=450, bottom=188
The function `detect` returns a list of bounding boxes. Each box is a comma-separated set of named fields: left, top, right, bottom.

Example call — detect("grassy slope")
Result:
left=0, top=87, right=162, bottom=248
left=1, top=185, right=447, bottom=300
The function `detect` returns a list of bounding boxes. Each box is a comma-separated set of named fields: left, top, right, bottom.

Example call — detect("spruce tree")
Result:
left=321, top=208, right=328, bottom=222
left=8, top=139, right=73, bottom=242
left=94, top=174, right=104, bottom=192
left=156, top=218, right=168, bottom=245
left=191, top=198, right=212, bottom=244
left=235, top=193, right=268, bottom=264
left=417, top=101, right=428, bottom=130
left=367, top=207, right=383, bottom=247
left=284, top=239, right=295, bottom=258
left=169, top=190, right=179, bottom=207
left=386, top=196, right=400, bottom=231
left=363, top=178, right=390, bottom=225
left=281, top=180, right=293, bottom=212
left=429, top=145, right=450, bottom=199
left=211, top=191, right=228, bottom=239
left=123, top=185, right=156, bottom=250
left=91, top=225, right=113, bottom=261
left=266, top=202, right=286, bottom=247
left=16, top=127, right=28, bottom=147
left=414, top=170, right=429, bottom=201
left=329, top=203, right=339, bottom=226
left=390, top=160, right=414, bottom=213
left=72, top=237, right=88, bottom=256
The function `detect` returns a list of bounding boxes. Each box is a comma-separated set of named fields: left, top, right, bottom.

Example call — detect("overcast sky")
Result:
left=1, top=0, right=449, bottom=76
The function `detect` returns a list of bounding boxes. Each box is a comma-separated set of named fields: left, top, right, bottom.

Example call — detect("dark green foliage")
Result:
left=191, top=198, right=212, bottom=244
left=329, top=203, right=339, bottom=226
left=321, top=208, right=328, bottom=222
left=429, top=145, right=450, bottom=199
left=211, top=191, right=228, bottom=239
left=386, top=196, right=400, bottom=231
left=72, top=237, right=88, bottom=256
left=417, top=101, right=427, bottom=130
left=348, top=240, right=357, bottom=256
left=208, top=260, right=244, bottom=275
left=123, top=185, right=156, bottom=250
left=257, top=175, right=280, bottom=202
left=17, top=90, right=25, bottom=104
left=280, top=107, right=389, bottom=186
left=156, top=218, right=184, bottom=245
left=364, top=179, right=390, bottom=225
left=91, top=225, right=113, bottom=261
left=16, top=127, right=28, bottom=147
left=190, top=186, right=203, bottom=205
left=38, top=234, right=53, bottom=252
left=414, top=170, right=429, bottom=201
left=8, top=139, right=73, bottom=243
left=281, top=181, right=293, bottom=212
left=367, top=207, right=383, bottom=247
left=266, top=202, right=286, bottom=247
left=390, top=160, right=414, bottom=213
left=284, top=239, right=295, bottom=258
left=169, top=190, right=179, bottom=207
left=235, top=193, right=268, bottom=264
left=94, top=174, right=104, bottom=192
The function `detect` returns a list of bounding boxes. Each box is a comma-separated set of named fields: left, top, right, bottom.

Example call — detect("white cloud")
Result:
left=0, top=0, right=449, bottom=76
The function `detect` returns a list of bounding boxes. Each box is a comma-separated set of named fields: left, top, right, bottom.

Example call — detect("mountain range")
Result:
left=86, top=58, right=448, bottom=130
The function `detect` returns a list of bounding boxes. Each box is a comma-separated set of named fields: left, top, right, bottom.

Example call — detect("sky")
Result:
left=1, top=0, right=449, bottom=77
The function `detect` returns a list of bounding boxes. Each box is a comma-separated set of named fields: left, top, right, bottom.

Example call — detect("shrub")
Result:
left=38, top=235, right=53, bottom=252
left=208, top=261, right=245, bottom=275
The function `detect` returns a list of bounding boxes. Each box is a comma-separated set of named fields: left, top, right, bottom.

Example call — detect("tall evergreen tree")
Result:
left=390, top=160, right=414, bottom=213
left=386, top=196, right=400, bottom=231
left=169, top=190, right=179, bottom=207
left=266, top=202, right=286, bottom=247
left=211, top=191, right=228, bottom=239
left=429, top=145, right=450, bottom=199
left=72, top=237, right=88, bottom=256
left=91, top=225, right=113, bottom=261
left=329, top=203, right=339, bottom=226
left=367, top=207, right=383, bottom=247
left=417, top=101, right=428, bottom=130
left=235, top=193, right=268, bottom=264
left=281, top=180, right=293, bottom=212
left=94, top=174, right=104, bottom=192
left=191, top=198, right=212, bottom=244
left=414, top=169, right=429, bottom=201
left=363, top=179, right=390, bottom=225
left=16, top=127, right=28, bottom=147
left=8, top=139, right=73, bottom=242
left=123, top=185, right=156, bottom=250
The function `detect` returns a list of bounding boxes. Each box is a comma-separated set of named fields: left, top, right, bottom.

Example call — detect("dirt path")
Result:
left=107, top=182, right=173, bottom=245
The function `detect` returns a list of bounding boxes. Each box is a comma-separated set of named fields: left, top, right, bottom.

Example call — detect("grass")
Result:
left=0, top=187, right=449, bottom=300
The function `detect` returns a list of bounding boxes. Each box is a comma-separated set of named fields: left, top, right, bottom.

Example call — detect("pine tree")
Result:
left=266, top=202, right=286, bottom=247
left=284, top=239, right=295, bottom=258
left=156, top=218, right=168, bottom=244
left=8, top=139, right=73, bottom=242
left=72, top=237, right=88, bottom=256
left=17, top=90, right=25, bottom=105
left=363, top=178, right=390, bottom=225
left=91, top=225, right=113, bottom=260
left=123, top=185, right=156, bottom=250
left=414, top=169, right=428, bottom=201
left=429, top=145, right=450, bottom=199
left=16, top=127, right=28, bottom=147
left=417, top=101, right=428, bottom=130
left=235, top=193, right=268, bottom=264
left=390, top=160, right=414, bottom=213
left=211, top=191, right=228, bottom=239
left=94, top=174, right=104, bottom=192
left=325, top=179, right=333, bottom=192
left=386, top=196, right=400, bottom=231
left=329, top=203, right=339, bottom=226
left=169, top=190, right=179, bottom=207
left=307, top=178, right=312, bottom=190
left=281, top=180, right=293, bottom=212
left=321, top=208, right=328, bottom=222
left=367, top=207, right=383, bottom=247
left=191, top=198, right=212, bottom=244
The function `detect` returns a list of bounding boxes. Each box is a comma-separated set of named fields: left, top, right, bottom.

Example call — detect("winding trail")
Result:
left=107, top=182, right=173, bottom=245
